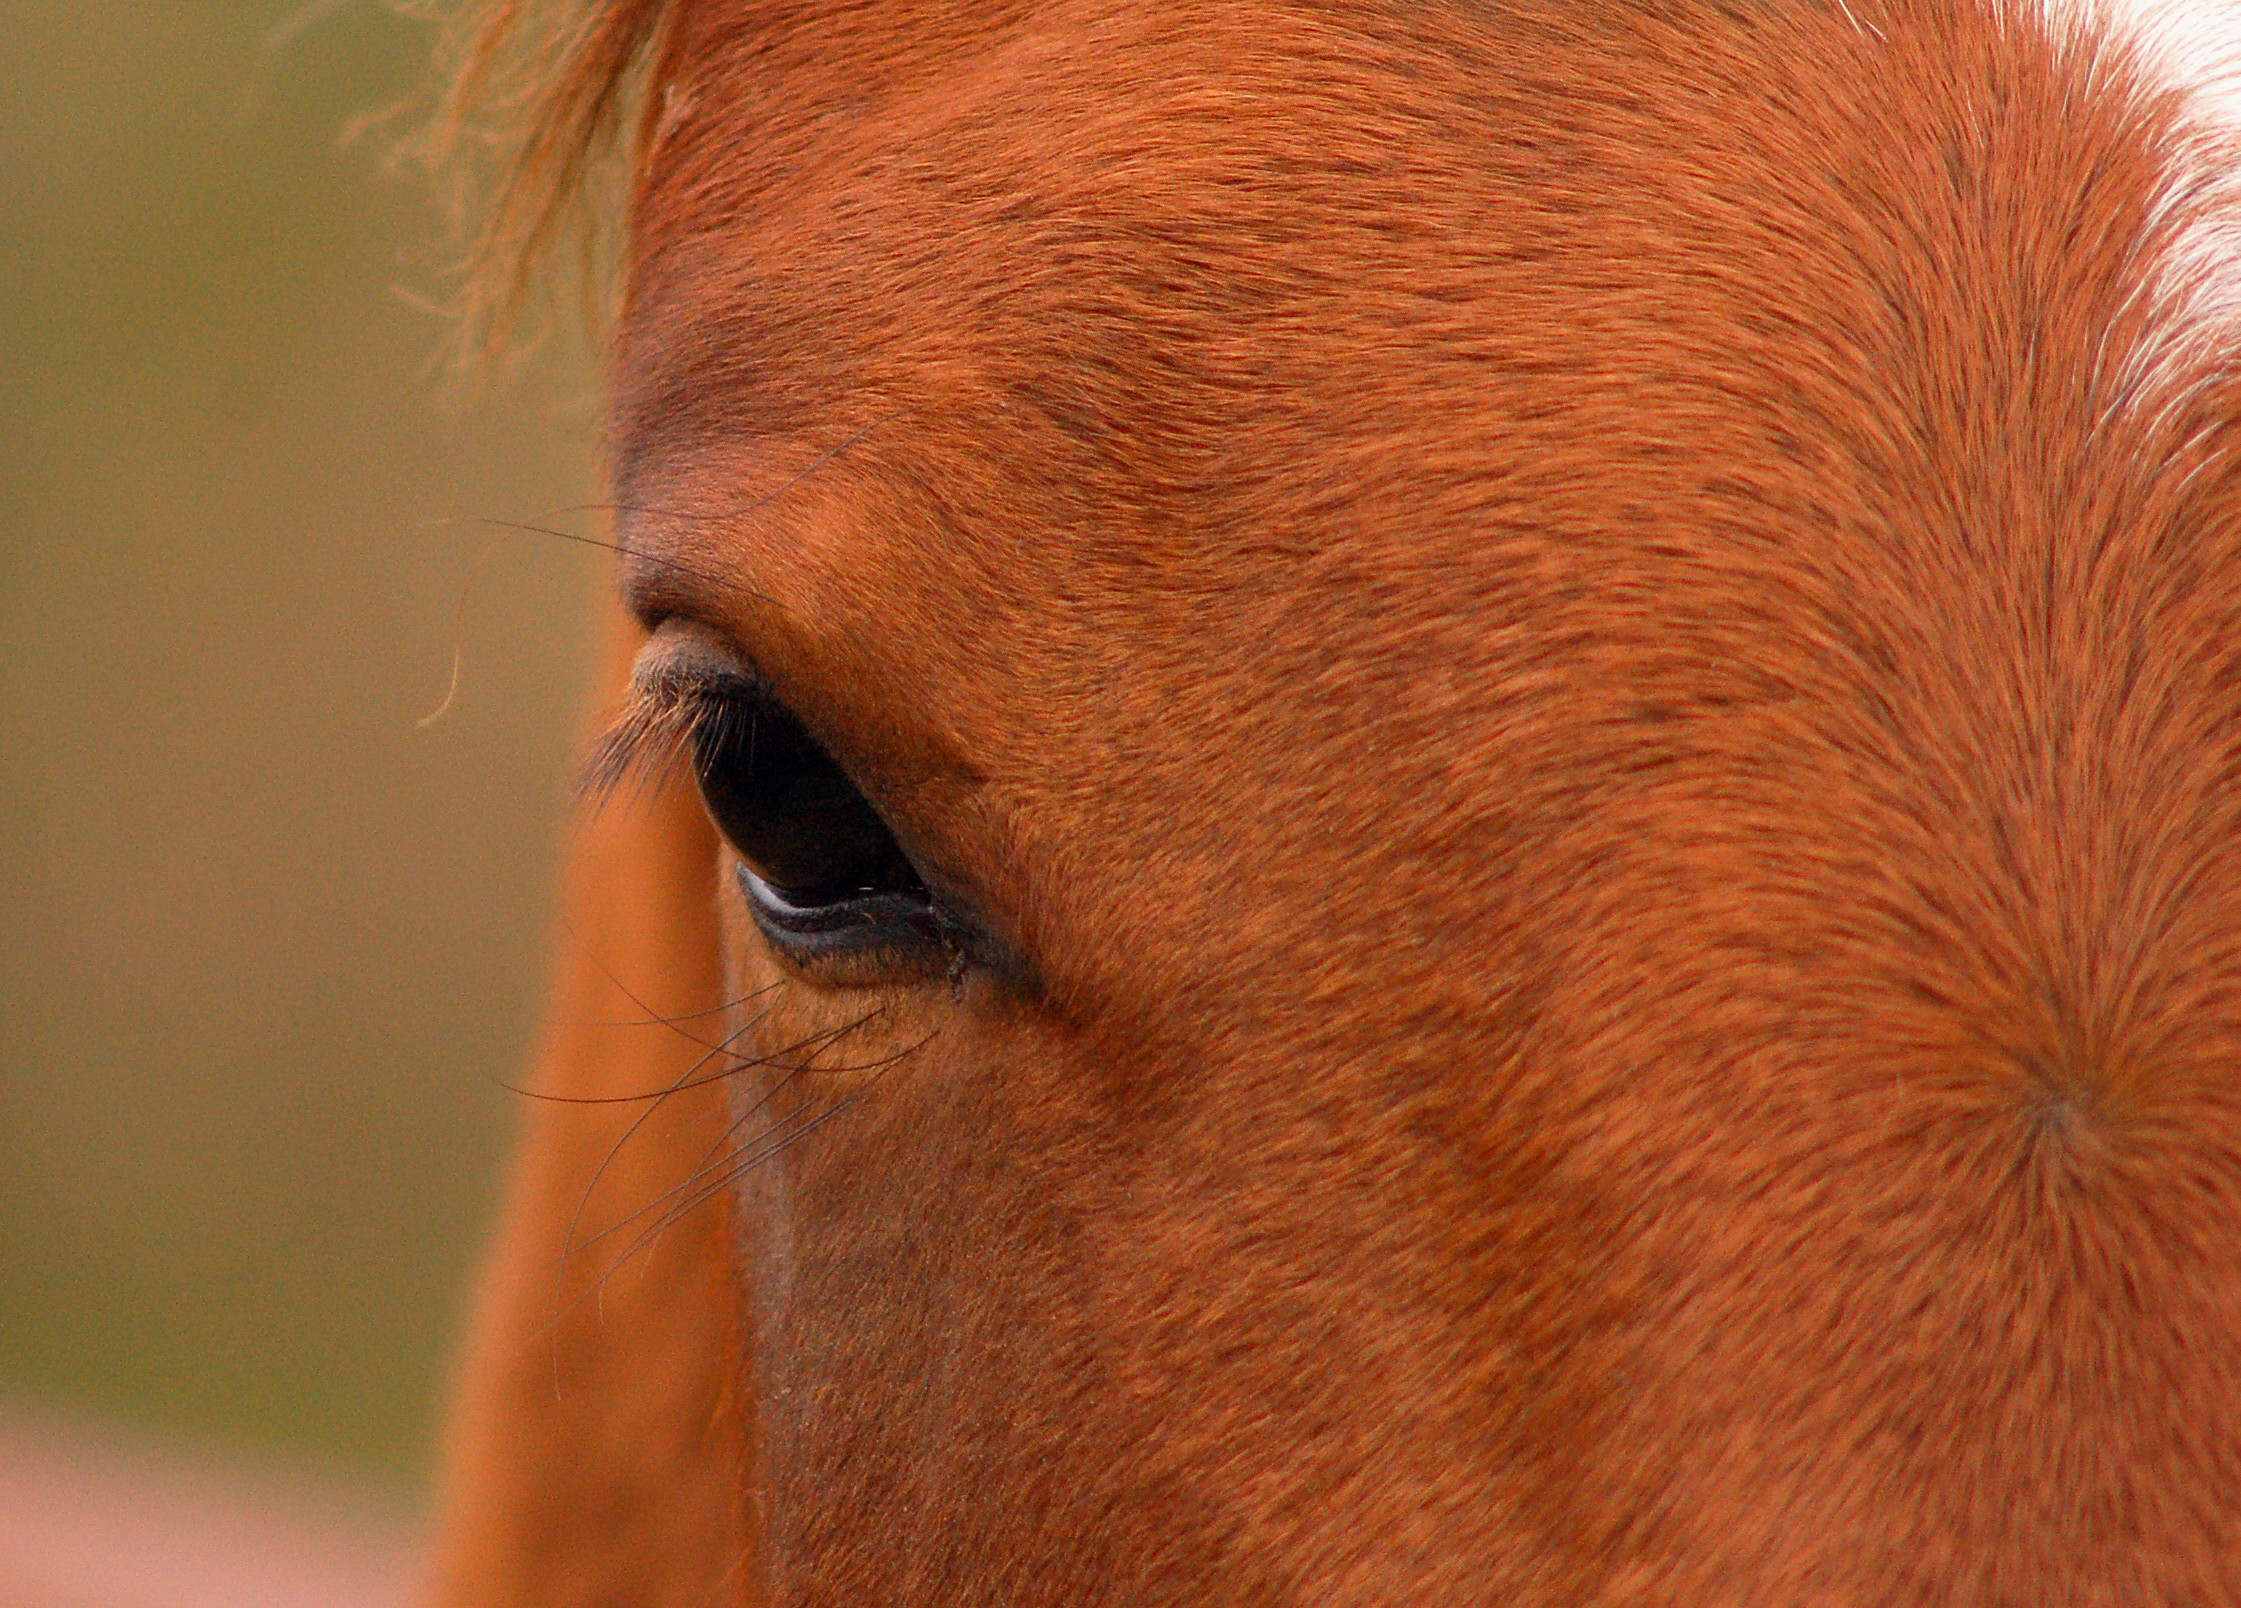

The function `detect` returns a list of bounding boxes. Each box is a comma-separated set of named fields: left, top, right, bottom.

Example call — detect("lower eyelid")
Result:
left=738, top=864, right=953, bottom=969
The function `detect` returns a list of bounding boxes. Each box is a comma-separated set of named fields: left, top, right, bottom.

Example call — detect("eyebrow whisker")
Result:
left=466, top=515, right=778, bottom=609
left=472, top=410, right=896, bottom=608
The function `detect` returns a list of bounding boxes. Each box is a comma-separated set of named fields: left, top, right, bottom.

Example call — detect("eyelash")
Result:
left=582, top=662, right=759, bottom=807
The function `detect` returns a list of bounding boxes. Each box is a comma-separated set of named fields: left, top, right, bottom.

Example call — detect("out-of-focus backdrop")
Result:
left=1, top=0, right=603, bottom=1595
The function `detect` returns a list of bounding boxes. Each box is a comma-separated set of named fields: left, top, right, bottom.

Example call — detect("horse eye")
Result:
left=686, top=693, right=943, bottom=960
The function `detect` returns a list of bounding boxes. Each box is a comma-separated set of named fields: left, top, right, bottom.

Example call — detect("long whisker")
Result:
left=470, top=412, right=896, bottom=608
left=416, top=525, right=502, bottom=728
left=586, top=1090, right=869, bottom=1312
left=550, top=909, right=781, bottom=1058
left=560, top=985, right=778, bottom=1030
left=563, top=1020, right=857, bottom=1263
left=555, top=1009, right=770, bottom=1308
left=540, top=1006, right=781, bottom=1391
left=534, top=415, right=894, bottom=533
left=555, top=1011, right=876, bottom=1287
left=558, top=1029, right=929, bottom=1338
left=466, top=515, right=775, bottom=606
left=566, top=1022, right=923, bottom=1265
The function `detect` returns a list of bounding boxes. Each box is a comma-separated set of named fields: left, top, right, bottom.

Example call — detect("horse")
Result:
left=420, top=0, right=2241, bottom=1601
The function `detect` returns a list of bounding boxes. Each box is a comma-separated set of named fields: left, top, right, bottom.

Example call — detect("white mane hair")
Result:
left=2031, top=0, right=2241, bottom=426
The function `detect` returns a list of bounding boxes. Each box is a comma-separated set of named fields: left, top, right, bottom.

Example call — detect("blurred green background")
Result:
left=0, top=0, right=602, bottom=1498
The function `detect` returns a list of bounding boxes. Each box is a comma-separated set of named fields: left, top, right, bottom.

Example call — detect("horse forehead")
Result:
left=611, top=0, right=2237, bottom=653
left=613, top=3, right=1677, bottom=458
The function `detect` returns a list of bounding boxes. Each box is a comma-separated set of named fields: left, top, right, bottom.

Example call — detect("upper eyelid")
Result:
left=646, top=608, right=772, bottom=681
left=633, top=628, right=771, bottom=706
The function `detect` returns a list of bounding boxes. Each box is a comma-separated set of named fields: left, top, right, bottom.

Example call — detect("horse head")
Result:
left=428, top=2, right=2241, bottom=1600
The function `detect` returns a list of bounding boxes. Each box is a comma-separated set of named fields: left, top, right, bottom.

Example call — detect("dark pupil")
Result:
left=690, top=699, right=922, bottom=908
